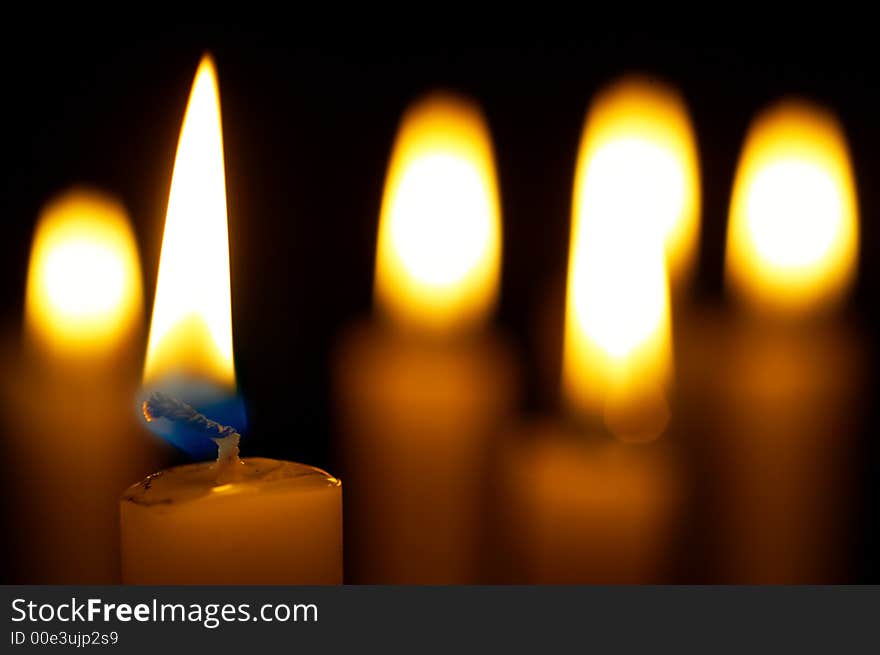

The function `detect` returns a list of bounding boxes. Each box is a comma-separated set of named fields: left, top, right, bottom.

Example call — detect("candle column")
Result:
left=335, top=93, right=517, bottom=584
left=498, top=426, right=679, bottom=583
left=692, top=317, right=863, bottom=583
left=337, top=327, right=514, bottom=583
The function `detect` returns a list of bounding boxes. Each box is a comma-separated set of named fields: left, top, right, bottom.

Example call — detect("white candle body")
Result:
left=120, top=457, right=342, bottom=584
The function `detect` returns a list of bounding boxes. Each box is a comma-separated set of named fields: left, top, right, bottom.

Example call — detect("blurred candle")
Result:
left=498, top=79, right=689, bottom=583
left=1, top=188, right=158, bottom=583
left=535, top=76, right=701, bottom=415
left=334, top=92, right=517, bottom=583
left=119, top=55, right=342, bottom=585
left=706, top=100, right=861, bottom=582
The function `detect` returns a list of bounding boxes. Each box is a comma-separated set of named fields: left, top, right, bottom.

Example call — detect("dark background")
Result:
left=1, top=21, right=877, bottom=580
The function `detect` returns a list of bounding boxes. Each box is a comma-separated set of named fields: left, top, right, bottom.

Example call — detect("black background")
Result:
left=1, top=19, right=878, bottom=580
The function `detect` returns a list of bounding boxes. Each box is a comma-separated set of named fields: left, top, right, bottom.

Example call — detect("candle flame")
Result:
left=563, top=78, right=683, bottom=441
left=374, top=92, right=502, bottom=334
left=139, top=55, right=245, bottom=459
left=143, top=54, right=235, bottom=388
left=573, top=76, right=701, bottom=285
left=726, top=100, right=858, bottom=315
left=24, top=189, right=143, bottom=355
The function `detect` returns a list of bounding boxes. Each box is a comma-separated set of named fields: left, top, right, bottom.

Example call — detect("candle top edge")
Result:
left=120, top=457, right=340, bottom=508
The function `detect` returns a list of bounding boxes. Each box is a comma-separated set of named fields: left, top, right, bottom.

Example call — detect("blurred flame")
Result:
left=563, top=78, right=679, bottom=442
left=726, top=100, right=858, bottom=314
left=572, top=76, right=701, bottom=285
left=24, top=189, right=143, bottom=354
left=374, top=92, right=502, bottom=334
left=143, top=55, right=235, bottom=388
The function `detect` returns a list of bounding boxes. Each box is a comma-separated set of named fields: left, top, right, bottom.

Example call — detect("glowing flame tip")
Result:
left=143, top=55, right=235, bottom=388
left=725, top=99, right=858, bottom=315
left=374, top=92, right=502, bottom=334
left=563, top=75, right=692, bottom=441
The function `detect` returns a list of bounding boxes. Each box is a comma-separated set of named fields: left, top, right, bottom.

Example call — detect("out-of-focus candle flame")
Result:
left=143, top=55, right=235, bottom=388
left=572, top=76, right=701, bottom=285
left=24, top=189, right=142, bottom=354
left=726, top=100, right=859, bottom=315
left=374, top=92, right=502, bottom=334
left=563, top=78, right=679, bottom=442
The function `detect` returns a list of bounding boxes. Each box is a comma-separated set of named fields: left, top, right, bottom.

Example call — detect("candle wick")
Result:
left=211, top=433, right=244, bottom=483
left=141, top=391, right=244, bottom=483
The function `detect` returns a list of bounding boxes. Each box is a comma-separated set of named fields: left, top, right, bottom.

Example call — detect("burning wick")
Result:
left=142, top=392, right=244, bottom=483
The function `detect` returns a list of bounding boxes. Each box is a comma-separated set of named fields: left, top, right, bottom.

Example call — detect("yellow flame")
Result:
left=143, top=55, right=235, bottom=388
left=572, top=76, right=701, bottom=285
left=24, top=189, right=143, bottom=354
left=563, top=78, right=679, bottom=441
left=726, top=100, right=858, bottom=314
left=374, top=92, right=502, bottom=334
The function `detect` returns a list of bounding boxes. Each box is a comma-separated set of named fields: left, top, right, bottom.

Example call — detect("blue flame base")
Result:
left=137, top=377, right=248, bottom=460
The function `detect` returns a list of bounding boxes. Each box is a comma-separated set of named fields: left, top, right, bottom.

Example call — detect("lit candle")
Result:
left=497, top=78, right=694, bottom=583
left=691, top=100, right=861, bottom=582
left=119, top=55, right=342, bottom=585
left=334, top=92, right=517, bottom=583
left=1, top=188, right=157, bottom=583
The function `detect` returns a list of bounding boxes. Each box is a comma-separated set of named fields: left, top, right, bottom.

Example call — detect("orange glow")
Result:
left=24, top=189, right=143, bottom=354
left=374, top=92, right=502, bottom=334
left=563, top=79, right=678, bottom=442
left=726, top=100, right=859, bottom=315
left=143, top=55, right=235, bottom=388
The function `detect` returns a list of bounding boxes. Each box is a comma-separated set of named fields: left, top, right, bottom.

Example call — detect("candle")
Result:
left=119, top=55, right=342, bottom=585
left=334, top=92, right=517, bottom=583
left=1, top=188, right=157, bottom=583
left=686, top=100, right=862, bottom=582
left=497, top=77, right=696, bottom=583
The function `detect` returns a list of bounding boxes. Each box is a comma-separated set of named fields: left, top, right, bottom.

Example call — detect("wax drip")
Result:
left=142, top=391, right=244, bottom=483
